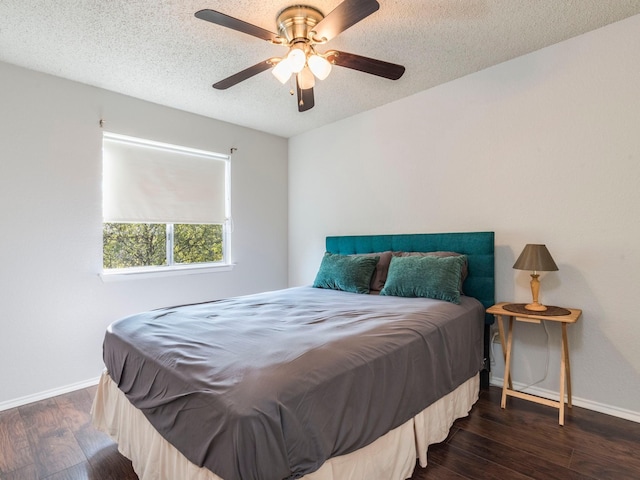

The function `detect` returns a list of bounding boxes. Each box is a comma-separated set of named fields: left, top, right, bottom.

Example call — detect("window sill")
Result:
left=99, top=263, right=235, bottom=282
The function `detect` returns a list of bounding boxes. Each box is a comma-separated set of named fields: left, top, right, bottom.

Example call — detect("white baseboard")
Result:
left=490, top=376, right=640, bottom=424
left=0, top=376, right=101, bottom=412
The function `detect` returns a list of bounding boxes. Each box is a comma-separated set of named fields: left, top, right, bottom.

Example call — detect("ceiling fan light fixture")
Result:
left=272, top=58, right=293, bottom=84
left=287, top=47, right=307, bottom=73
left=297, top=66, right=316, bottom=90
left=308, top=54, right=332, bottom=80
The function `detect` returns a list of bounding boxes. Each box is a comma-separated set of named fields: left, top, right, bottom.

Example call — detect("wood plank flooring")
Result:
left=1, top=385, right=638, bottom=479
left=0, top=385, right=136, bottom=480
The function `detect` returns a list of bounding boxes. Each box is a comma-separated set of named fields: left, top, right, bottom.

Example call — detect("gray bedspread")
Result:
left=103, top=287, right=484, bottom=480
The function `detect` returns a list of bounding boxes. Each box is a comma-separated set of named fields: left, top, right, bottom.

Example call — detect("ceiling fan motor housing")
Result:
left=276, top=5, right=325, bottom=44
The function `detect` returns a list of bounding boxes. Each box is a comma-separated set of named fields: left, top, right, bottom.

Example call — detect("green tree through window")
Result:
left=103, top=223, right=223, bottom=269
left=174, top=224, right=223, bottom=264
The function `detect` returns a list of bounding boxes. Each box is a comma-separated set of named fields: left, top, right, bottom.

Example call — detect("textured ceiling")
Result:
left=1, top=1, right=639, bottom=138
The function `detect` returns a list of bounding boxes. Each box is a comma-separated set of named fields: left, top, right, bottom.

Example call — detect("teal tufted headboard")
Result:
left=325, top=231, right=495, bottom=325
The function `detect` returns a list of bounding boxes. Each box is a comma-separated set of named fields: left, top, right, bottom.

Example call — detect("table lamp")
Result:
left=513, top=244, right=558, bottom=312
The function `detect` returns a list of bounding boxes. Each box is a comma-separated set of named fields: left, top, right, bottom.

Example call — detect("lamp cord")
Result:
left=517, top=321, right=550, bottom=391
left=491, top=322, right=550, bottom=390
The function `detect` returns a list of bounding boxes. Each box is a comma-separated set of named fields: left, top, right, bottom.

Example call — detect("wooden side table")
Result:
left=486, top=302, right=582, bottom=425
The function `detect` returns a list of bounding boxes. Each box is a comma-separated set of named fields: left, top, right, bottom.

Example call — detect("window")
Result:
left=102, top=132, right=230, bottom=273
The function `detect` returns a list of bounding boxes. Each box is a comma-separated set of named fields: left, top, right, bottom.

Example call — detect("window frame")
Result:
left=100, top=133, right=233, bottom=280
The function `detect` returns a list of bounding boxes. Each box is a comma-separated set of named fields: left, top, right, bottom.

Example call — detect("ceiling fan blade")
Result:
left=312, top=0, right=380, bottom=42
left=213, top=60, right=274, bottom=90
left=325, top=50, right=405, bottom=80
left=296, top=80, right=315, bottom=112
left=195, top=9, right=280, bottom=43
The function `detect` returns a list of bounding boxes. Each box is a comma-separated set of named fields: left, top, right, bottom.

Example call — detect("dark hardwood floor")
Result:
left=1, top=385, right=639, bottom=479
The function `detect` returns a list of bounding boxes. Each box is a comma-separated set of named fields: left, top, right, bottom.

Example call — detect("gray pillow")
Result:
left=313, top=253, right=379, bottom=294
left=350, top=251, right=393, bottom=292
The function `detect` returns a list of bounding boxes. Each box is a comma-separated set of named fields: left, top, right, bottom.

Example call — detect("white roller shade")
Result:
left=103, top=133, right=228, bottom=224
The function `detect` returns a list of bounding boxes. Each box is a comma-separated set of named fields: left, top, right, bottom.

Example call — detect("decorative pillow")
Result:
left=393, top=251, right=468, bottom=293
left=313, top=253, right=379, bottom=294
left=380, top=255, right=467, bottom=304
left=350, top=251, right=393, bottom=292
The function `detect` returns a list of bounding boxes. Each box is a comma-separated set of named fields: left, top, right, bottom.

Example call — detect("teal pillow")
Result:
left=313, top=253, right=379, bottom=294
left=380, top=255, right=467, bottom=304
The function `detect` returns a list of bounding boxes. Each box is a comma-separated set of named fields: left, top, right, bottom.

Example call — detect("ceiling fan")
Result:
left=195, top=0, right=405, bottom=112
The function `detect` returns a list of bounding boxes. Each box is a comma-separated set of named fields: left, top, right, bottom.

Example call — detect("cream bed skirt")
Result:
left=91, top=372, right=479, bottom=480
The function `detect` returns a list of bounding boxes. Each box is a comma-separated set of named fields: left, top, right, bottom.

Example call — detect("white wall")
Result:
left=289, top=15, right=640, bottom=418
left=0, top=62, right=288, bottom=407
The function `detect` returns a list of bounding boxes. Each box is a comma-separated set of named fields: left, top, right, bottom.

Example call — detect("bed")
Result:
left=92, top=231, right=495, bottom=480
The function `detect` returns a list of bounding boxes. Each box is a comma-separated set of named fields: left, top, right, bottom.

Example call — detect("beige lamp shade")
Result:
left=513, top=244, right=558, bottom=311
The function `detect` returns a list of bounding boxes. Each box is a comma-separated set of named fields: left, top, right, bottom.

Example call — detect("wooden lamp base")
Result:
left=525, top=302, right=548, bottom=312
left=526, top=273, right=547, bottom=311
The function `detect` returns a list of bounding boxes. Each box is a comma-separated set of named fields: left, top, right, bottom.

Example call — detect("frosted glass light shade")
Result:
left=272, top=58, right=293, bottom=84
left=287, top=48, right=307, bottom=73
left=297, top=67, right=315, bottom=90
left=308, top=54, right=332, bottom=80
